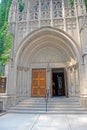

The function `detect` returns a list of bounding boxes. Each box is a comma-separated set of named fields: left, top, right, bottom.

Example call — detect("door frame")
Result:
left=51, top=68, right=68, bottom=97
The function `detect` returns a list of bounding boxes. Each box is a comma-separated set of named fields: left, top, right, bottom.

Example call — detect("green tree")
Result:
left=0, top=0, right=12, bottom=76
left=18, top=1, right=25, bottom=12
left=69, top=0, right=87, bottom=10
left=69, top=0, right=74, bottom=7
left=84, top=0, right=87, bottom=11
left=1, top=30, right=12, bottom=65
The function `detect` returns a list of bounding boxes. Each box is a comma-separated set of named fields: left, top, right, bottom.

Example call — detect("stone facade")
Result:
left=0, top=0, right=87, bottom=110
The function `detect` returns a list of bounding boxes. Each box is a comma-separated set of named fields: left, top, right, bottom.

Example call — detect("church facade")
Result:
left=1, top=0, right=87, bottom=110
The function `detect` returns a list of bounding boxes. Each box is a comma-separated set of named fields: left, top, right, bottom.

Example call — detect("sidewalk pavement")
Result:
left=0, top=113, right=87, bottom=130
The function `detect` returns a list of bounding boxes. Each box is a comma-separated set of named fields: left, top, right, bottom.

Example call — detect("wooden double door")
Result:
left=32, top=69, right=46, bottom=97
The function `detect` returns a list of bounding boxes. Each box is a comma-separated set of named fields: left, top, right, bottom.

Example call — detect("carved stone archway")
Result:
left=12, top=27, right=81, bottom=97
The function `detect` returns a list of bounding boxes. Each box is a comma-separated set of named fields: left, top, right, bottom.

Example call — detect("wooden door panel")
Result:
left=32, top=88, right=38, bottom=96
left=32, top=69, right=46, bottom=97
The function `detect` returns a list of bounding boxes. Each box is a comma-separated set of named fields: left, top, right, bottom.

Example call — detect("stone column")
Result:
left=50, top=0, right=53, bottom=26
left=70, top=67, right=76, bottom=96
left=24, top=68, right=26, bottom=96
left=26, top=68, right=30, bottom=96
left=73, top=67, right=77, bottom=96
left=67, top=68, right=71, bottom=97
left=39, top=0, right=41, bottom=27
left=74, top=66, right=79, bottom=96
left=29, top=68, right=32, bottom=97
left=70, top=68, right=73, bottom=96
left=22, top=69, right=25, bottom=97
left=46, top=64, right=51, bottom=97
left=6, top=65, right=15, bottom=95
left=17, top=67, right=23, bottom=97
left=18, top=69, right=21, bottom=97
left=74, top=0, right=81, bottom=48
left=26, top=0, right=30, bottom=34
left=80, top=55, right=87, bottom=95
left=23, top=67, right=30, bottom=97
left=16, top=69, right=20, bottom=96
left=79, top=56, right=87, bottom=107
left=62, top=0, right=66, bottom=31
left=19, top=67, right=23, bottom=97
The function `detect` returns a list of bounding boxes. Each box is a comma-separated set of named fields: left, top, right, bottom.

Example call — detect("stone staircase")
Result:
left=8, top=97, right=87, bottom=114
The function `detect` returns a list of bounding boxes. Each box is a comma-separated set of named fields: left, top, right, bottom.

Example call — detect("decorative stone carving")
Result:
left=30, top=12, right=39, bottom=20
left=66, top=19, right=76, bottom=29
left=53, top=10, right=62, bottom=18
left=41, top=20, right=51, bottom=26
left=29, top=21, right=38, bottom=27
left=17, top=66, right=30, bottom=71
left=30, top=0, right=39, bottom=12
left=52, top=0, right=62, bottom=10
left=53, top=19, right=63, bottom=29
left=41, top=0, right=50, bottom=11
left=18, top=12, right=27, bottom=21
left=10, top=0, right=87, bottom=44
left=24, top=67, right=29, bottom=72
left=41, top=11, right=50, bottom=19
left=9, top=0, right=17, bottom=22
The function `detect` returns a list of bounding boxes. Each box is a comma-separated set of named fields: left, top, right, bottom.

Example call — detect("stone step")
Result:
left=18, top=98, right=80, bottom=104
left=16, top=104, right=81, bottom=108
left=21, top=97, right=79, bottom=102
left=18, top=103, right=79, bottom=106
left=8, top=109, right=87, bottom=114
left=11, top=107, right=87, bottom=112
left=8, top=97, right=87, bottom=114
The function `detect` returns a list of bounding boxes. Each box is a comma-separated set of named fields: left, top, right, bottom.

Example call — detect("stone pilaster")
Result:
left=67, top=68, right=71, bottom=96
left=50, top=0, right=53, bottom=26
left=39, top=0, right=41, bottom=27
left=62, top=0, right=66, bottom=31
left=79, top=56, right=87, bottom=107
left=46, top=64, right=51, bottom=97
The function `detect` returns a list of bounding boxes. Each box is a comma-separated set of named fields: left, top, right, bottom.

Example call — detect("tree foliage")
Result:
left=0, top=0, right=12, bottom=76
left=69, top=0, right=74, bottom=7
left=69, top=0, right=87, bottom=9
left=18, top=1, right=25, bottom=12
left=84, top=0, right=87, bottom=11
left=1, top=31, right=12, bottom=65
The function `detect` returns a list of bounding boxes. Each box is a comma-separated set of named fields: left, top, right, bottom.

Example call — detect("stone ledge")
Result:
left=80, top=97, right=87, bottom=108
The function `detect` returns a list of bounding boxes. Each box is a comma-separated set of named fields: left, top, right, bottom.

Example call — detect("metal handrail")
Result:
left=45, top=89, right=49, bottom=112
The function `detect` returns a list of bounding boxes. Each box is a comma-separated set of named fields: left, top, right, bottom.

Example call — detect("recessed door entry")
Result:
left=52, top=69, right=65, bottom=96
left=32, top=69, right=46, bottom=97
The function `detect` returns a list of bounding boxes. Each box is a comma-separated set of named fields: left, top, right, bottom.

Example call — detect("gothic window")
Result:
left=30, top=12, right=38, bottom=20
left=30, top=1, right=39, bottom=20
left=41, top=0, right=50, bottom=11
left=53, top=10, right=62, bottom=18
left=42, top=11, right=50, bottom=19
left=52, top=0, right=62, bottom=10
left=31, top=1, right=39, bottom=12
left=19, top=14, right=22, bottom=21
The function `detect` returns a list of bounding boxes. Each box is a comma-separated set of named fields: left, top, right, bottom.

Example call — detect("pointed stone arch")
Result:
left=14, top=27, right=81, bottom=97
left=15, top=27, right=81, bottom=66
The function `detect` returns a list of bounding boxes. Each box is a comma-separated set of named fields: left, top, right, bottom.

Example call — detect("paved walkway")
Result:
left=0, top=113, right=87, bottom=130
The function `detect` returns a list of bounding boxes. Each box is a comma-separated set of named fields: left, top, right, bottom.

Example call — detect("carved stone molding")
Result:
left=17, top=66, right=30, bottom=71
left=24, top=67, right=30, bottom=71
